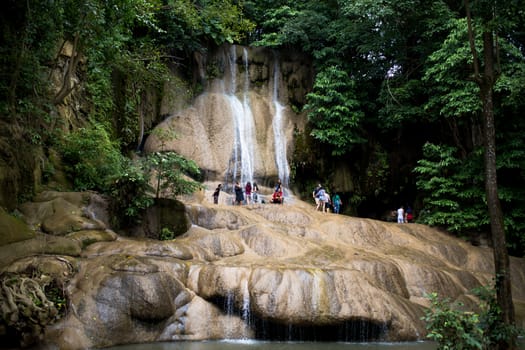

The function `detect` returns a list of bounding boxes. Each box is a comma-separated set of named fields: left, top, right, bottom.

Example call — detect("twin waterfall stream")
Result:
left=224, top=46, right=289, bottom=191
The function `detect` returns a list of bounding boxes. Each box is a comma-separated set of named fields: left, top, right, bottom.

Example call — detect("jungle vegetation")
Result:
left=1, top=1, right=524, bottom=347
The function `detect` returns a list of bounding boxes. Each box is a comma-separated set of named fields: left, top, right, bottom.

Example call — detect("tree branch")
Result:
left=464, top=0, right=481, bottom=82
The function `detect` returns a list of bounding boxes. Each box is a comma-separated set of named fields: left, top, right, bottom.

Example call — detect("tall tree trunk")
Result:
left=465, top=1, right=516, bottom=348
left=480, top=30, right=516, bottom=350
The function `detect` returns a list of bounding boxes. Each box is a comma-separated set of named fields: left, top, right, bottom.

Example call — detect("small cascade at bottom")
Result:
left=211, top=292, right=388, bottom=342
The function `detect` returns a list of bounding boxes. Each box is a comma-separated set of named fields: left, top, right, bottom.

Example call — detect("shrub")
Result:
left=422, top=286, right=522, bottom=350
left=59, top=122, right=124, bottom=192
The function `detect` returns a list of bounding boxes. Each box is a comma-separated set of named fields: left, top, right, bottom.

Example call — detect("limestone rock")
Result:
left=5, top=191, right=525, bottom=349
left=37, top=196, right=525, bottom=349
left=19, top=191, right=109, bottom=235
left=144, top=45, right=309, bottom=185
left=0, top=234, right=81, bottom=268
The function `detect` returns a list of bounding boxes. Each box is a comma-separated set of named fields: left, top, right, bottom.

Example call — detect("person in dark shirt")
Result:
left=212, top=184, right=222, bottom=204
left=234, top=181, right=244, bottom=205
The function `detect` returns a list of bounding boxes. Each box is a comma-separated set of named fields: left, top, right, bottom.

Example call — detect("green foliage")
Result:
left=108, top=158, right=154, bottom=226
left=415, top=140, right=525, bottom=255
left=423, top=18, right=482, bottom=120
left=145, top=151, right=202, bottom=199
left=378, top=79, right=427, bottom=129
left=78, top=0, right=165, bottom=128
left=363, top=144, right=390, bottom=198
left=112, top=50, right=172, bottom=149
left=304, top=65, right=366, bottom=155
left=107, top=147, right=201, bottom=227
left=423, top=286, right=522, bottom=350
left=423, top=292, right=483, bottom=349
left=254, top=3, right=334, bottom=51
left=59, top=122, right=125, bottom=192
left=154, top=0, right=254, bottom=54
left=160, top=227, right=175, bottom=240
left=414, top=143, right=488, bottom=233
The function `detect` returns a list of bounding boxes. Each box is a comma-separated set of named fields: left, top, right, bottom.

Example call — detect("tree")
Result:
left=464, top=0, right=516, bottom=348
left=304, top=65, right=365, bottom=155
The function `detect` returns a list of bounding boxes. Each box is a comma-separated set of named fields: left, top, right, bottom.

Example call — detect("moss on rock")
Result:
left=0, top=208, right=35, bottom=247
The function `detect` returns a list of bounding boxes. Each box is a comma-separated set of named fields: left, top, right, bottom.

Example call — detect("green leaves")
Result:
left=144, top=151, right=201, bottom=199
left=423, top=292, right=484, bottom=350
left=60, top=122, right=125, bottom=192
left=414, top=143, right=487, bottom=233
left=423, top=286, right=523, bottom=350
left=155, top=0, right=255, bottom=51
left=107, top=150, right=201, bottom=227
left=304, top=66, right=366, bottom=155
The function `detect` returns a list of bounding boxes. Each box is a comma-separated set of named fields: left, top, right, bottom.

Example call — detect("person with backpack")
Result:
left=316, top=186, right=327, bottom=212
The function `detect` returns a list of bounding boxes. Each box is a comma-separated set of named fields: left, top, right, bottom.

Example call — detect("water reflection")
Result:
left=109, top=340, right=438, bottom=350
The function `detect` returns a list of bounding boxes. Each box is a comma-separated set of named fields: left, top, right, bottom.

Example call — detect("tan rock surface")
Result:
left=3, top=191, right=525, bottom=349
left=39, top=194, right=525, bottom=348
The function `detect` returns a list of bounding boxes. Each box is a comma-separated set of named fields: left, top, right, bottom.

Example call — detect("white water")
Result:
left=226, top=46, right=256, bottom=187
left=271, top=53, right=290, bottom=190
left=223, top=46, right=291, bottom=191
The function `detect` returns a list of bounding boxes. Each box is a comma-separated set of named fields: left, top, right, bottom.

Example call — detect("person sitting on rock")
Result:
left=271, top=179, right=284, bottom=204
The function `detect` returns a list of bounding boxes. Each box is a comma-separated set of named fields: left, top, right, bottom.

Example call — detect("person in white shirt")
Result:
left=397, top=206, right=405, bottom=223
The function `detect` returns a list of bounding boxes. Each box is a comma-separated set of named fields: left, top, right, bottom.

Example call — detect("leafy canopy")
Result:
left=304, top=66, right=366, bottom=155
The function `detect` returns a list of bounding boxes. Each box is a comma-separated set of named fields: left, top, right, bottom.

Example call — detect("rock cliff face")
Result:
left=2, top=191, right=524, bottom=349
left=144, top=45, right=312, bottom=188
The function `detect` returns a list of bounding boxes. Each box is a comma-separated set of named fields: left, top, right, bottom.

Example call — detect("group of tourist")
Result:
left=213, top=180, right=346, bottom=214
left=312, top=184, right=342, bottom=214
left=213, top=180, right=277, bottom=205
left=395, top=205, right=414, bottom=223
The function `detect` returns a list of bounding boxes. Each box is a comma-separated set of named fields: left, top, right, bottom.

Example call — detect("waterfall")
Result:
left=271, top=53, right=290, bottom=189
left=225, top=46, right=256, bottom=188
left=223, top=46, right=290, bottom=191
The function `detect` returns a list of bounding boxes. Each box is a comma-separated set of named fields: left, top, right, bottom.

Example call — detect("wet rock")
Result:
left=6, top=190, right=525, bottom=348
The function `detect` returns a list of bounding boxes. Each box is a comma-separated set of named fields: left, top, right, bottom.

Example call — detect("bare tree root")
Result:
left=0, top=272, right=65, bottom=348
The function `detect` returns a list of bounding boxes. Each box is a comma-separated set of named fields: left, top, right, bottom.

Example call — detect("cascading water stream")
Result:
left=271, top=53, right=290, bottom=190
left=225, top=46, right=256, bottom=188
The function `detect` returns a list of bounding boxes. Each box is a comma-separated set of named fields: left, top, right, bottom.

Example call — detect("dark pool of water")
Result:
left=108, top=338, right=525, bottom=350
left=108, top=340, right=438, bottom=350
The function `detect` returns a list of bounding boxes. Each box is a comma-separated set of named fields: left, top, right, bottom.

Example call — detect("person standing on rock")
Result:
left=212, top=184, right=222, bottom=204
left=252, top=182, right=259, bottom=203
left=397, top=205, right=405, bottom=223
left=234, top=181, right=244, bottom=205
left=332, top=192, right=342, bottom=214
left=313, top=184, right=321, bottom=209
left=245, top=181, right=252, bottom=205
left=316, top=186, right=327, bottom=212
